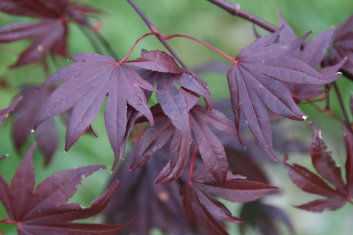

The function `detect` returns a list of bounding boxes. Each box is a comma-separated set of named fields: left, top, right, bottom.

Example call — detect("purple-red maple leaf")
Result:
left=0, top=143, right=131, bottom=234
left=130, top=104, right=236, bottom=184
left=105, top=149, right=202, bottom=235
left=227, top=28, right=339, bottom=160
left=329, top=14, right=353, bottom=72
left=12, top=86, right=58, bottom=165
left=35, top=50, right=192, bottom=169
left=180, top=164, right=277, bottom=235
left=278, top=15, right=345, bottom=101
left=0, top=0, right=98, bottom=67
left=0, top=95, right=22, bottom=126
left=285, top=125, right=353, bottom=212
left=11, top=85, right=97, bottom=165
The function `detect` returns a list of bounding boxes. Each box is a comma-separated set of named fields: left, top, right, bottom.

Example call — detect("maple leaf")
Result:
left=135, top=50, right=212, bottom=130
left=34, top=50, right=193, bottom=169
left=130, top=104, right=236, bottom=183
left=329, top=14, right=353, bottom=72
left=285, top=125, right=353, bottom=212
left=0, top=96, right=22, bottom=126
left=180, top=164, right=278, bottom=235
left=11, top=85, right=97, bottom=165
left=227, top=28, right=339, bottom=160
left=12, top=86, right=58, bottom=165
left=278, top=15, right=345, bottom=101
left=239, top=201, right=294, bottom=235
left=0, top=0, right=98, bottom=67
left=0, top=143, right=132, bottom=234
left=104, top=149, right=203, bottom=235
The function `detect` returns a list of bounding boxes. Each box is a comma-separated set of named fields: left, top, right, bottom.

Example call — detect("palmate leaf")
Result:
left=329, top=14, right=353, bottom=71
left=278, top=15, right=345, bottom=101
left=285, top=126, right=353, bottom=212
left=0, top=143, right=131, bottom=234
left=227, top=28, right=339, bottom=159
left=35, top=50, right=191, bottom=169
left=12, top=86, right=58, bottom=165
left=0, top=0, right=98, bottom=67
left=180, top=165, right=277, bottom=235
left=130, top=104, right=236, bottom=184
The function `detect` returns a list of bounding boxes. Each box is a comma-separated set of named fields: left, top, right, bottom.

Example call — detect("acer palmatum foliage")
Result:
left=285, top=126, right=353, bottom=212
left=0, top=0, right=100, bottom=67
left=0, top=0, right=353, bottom=234
left=0, top=143, right=131, bottom=234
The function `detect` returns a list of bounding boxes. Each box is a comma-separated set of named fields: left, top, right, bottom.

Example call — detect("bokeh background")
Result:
left=1, top=0, right=353, bottom=234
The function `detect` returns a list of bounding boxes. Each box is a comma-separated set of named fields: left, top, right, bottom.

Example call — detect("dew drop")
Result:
left=37, top=45, right=43, bottom=52
left=302, top=115, right=308, bottom=120
left=31, top=129, right=35, bottom=133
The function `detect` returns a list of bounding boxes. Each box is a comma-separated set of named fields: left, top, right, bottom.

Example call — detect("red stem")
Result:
left=0, top=218, right=16, bottom=225
left=188, top=145, right=199, bottom=184
left=120, top=32, right=235, bottom=64
left=127, top=0, right=188, bottom=68
left=119, top=32, right=155, bottom=63
left=163, top=34, right=235, bottom=62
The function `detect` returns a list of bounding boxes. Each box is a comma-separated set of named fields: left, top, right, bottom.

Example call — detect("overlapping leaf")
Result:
left=180, top=164, right=277, bottom=235
left=105, top=149, right=202, bottom=235
left=35, top=50, right=196, bottom=169
left=0, top=143, right=131, bottom=234
left=227, top=28, right=339, bottom=160
left=329, top=14, right=353, bottom=72
left=278, top=15, right=344, bottom=101
left=130, top=104, right=236, bottom=183
left=12, top=86, right=58, bottom=165
left=0, top=0, right=98, bottom=67
left=285, top=126, right=353, bottom=212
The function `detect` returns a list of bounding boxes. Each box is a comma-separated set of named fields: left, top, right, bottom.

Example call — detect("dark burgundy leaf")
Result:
left=310, top=125, right=346, bottom=194
left=0, top=0, right=97, bottom=67
left=0, top=96, right=22, bottom=126
left=12, top=86, right=58, bottom=165
left=295, top=198, right=346, bottom=213
left=131, top=104, right=236, bottom=183
left=285, top=126, right=353, bottom=212
left=343, top=127, right=353, bottom=197
left=105, top=150, right=201, bottom=235
left=239, top=201, right=294, bottom=235
left=35, top=52, right=155, bottom=169
left=155, top=129, right=192, bottom=184
left=144, top=71, right=212, bottom=130
left=228, top=28, right=339, bottom=160
left=330, top=14, right=353, bottom=70
left=180, top=165, right=277, bottom=234
left=126, top=49, right=184, bottom=74
left=0, top=143, right=130, bottom=234
left=278, top=16, right=343, bottom=101
left=156, top=73, right=190, bottom=133
left=285, top=156, right=338, bottom=197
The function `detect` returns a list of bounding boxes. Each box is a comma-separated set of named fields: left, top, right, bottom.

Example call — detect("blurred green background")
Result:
left=1, top=0, right=353, bottom=234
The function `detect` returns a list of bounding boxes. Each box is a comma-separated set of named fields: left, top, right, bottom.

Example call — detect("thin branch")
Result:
left=207, top=0, right=277, bottom=33
left=119, top=32, right=155, bottom=63
left=127, top=0, right=188, bottom=68
left=333, top=81, right=351, bottom=130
